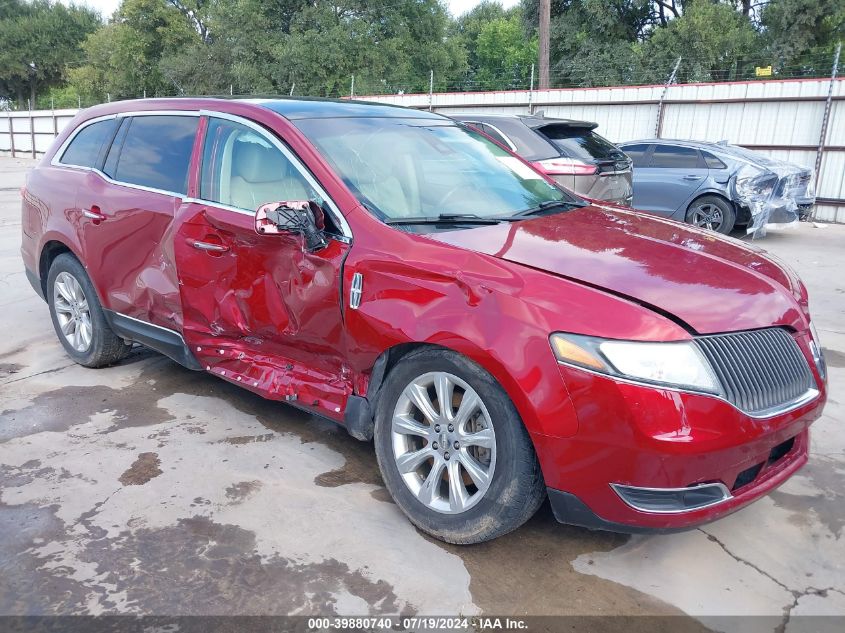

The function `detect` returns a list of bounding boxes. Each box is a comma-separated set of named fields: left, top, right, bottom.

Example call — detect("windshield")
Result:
left=292, top=117, right=570, bottom=222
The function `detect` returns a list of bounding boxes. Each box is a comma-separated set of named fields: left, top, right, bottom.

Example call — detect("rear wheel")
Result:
left=47, top=253, right=132, bottom=367
left=685, top=195, right=736, bottom=234
left=373, top=348, right=546, bottom=544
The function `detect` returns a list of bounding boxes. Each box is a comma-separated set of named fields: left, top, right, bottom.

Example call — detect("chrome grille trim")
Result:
left=695, top=328, right=816, bottom=417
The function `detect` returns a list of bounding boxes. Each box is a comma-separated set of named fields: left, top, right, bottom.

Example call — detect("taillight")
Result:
left=533, top=158, right=597, bottom=176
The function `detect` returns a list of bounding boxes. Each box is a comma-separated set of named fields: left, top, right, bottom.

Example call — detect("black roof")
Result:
left=450, top=112, right=598, bottom=130
left=258, top=97, right=445, bottom=120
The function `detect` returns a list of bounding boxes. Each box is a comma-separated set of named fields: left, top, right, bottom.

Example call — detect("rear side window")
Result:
left=622, top=144, right=651, bottom=167
left=59, top=119, right=118, bottom=168
left=110, top=116, right=198, bottom=194
left=476, top=123, right=511, bottom=149
left=539, top=125, right=624, bottom=161
left=651, top=145, right=701, bottom=169
left=702, top=151, right=727, bottom=169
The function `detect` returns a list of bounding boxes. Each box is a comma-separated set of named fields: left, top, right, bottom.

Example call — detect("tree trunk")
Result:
left=539, top=0, right=550, bottom=89
left=30, top=81, right=36, bottom=110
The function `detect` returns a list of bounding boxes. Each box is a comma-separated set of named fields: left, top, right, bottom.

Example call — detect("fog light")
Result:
left=611, top=482, right=731, bottom=513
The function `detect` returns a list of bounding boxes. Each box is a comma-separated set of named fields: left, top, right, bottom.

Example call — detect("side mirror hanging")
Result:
left=255, top=200, right=328, bottom=252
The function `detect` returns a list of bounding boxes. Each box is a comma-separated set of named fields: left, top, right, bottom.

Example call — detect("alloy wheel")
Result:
left=53, top=271, right=92, bottom=352
left=391, top=371, right=496, bottom=514
left=690, top=203, right=724, bottom=231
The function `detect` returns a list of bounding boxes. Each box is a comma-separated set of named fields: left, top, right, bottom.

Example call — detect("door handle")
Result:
left=683, top=175, right=703, bottom=181
left=82, top=207, right=106, bottom=222
left=188, top=239, right=229, bottom=253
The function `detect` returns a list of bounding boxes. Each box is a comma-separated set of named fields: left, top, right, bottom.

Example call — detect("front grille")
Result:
left=695, top=328, right=814, bottom=415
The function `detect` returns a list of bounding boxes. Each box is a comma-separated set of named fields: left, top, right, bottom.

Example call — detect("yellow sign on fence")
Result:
left=755, top=66, right=773, bottom=77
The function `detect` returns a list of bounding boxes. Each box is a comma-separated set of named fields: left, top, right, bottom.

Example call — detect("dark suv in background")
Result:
left=452, top=113, right=633, bottom=206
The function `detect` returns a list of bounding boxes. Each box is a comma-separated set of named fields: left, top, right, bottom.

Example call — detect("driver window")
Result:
left=200, top=118, right=316, bottom=213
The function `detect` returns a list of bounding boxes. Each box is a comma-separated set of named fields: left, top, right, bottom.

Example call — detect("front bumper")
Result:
left=534, top=362, right=825, bottom=531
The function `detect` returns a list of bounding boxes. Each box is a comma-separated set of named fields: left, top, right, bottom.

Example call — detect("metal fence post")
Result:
left=429, top=70, right=434, bottom=111
left=7, top=115, right=15, bottom=158
left=28, top=104, right=36, bottom=159
left=528, top=64, right=535, bottom=115
left=812, top=42, right=841, bottom=220
left=655, top=57, right=681, bottom=138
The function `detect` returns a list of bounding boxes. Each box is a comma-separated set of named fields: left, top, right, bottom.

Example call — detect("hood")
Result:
left=427, top=206, right=806, bottom=335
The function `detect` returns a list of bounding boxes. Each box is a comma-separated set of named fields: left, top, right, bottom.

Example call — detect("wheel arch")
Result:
left=685, top=190, right=736, bottom=214
left=38, top=240, right=78, bottom=299
left=344, top=335, right=573, bottom=443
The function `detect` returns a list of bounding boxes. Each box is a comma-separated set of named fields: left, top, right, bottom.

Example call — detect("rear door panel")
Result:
left=76, top=172, right=184, bottom=330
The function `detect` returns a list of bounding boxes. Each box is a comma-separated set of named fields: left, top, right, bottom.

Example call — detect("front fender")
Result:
left=342, top=243, right=580, bottom=439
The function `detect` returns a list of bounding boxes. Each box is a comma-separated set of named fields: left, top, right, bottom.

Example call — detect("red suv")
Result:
left=21, top=98, right=827, bottom=543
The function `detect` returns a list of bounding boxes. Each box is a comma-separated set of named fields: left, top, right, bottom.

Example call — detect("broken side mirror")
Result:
left=255, top=200, right=328, bottom=251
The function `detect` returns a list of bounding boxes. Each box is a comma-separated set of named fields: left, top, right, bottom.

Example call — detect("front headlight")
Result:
left=550, top=333, right=722, bottom=394
left=809, top=321, right=827, bottom=381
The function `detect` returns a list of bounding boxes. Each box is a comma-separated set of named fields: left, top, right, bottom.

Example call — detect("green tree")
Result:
left=269, top=1, right=466, bottom=96
left=0, top=0, right=100, bottom=108
left=761, top=0, right=845, bottom=72
left=451, top=1, right=510, bottom=70
left=69, top=0, right=200, bottom=101
left=640, top=1, right=762, bottom=83
left=473, top=11, right=538, bottom=88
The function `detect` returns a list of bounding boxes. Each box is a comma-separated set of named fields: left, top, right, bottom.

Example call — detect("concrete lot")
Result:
left=0, top=157, right=843, bottom=628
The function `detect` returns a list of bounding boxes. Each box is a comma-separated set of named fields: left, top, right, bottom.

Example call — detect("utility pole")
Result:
left=538, top=0, right=550, bottom=89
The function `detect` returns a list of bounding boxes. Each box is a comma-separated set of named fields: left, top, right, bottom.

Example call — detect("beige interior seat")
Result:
left=347, top=136, right=416, bottom=218
left=229, top=141, right=308, bottom=211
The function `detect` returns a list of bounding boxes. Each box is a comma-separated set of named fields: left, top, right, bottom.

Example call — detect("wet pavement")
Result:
left=0, top=157, right=843, bottom=628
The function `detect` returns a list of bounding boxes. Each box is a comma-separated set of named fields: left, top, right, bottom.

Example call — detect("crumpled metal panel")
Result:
left=174, top=202, right=352, bottom=419
left=730, top=154, right=815, bottom=238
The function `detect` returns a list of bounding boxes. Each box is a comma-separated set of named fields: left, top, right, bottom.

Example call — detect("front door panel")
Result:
left=174, top=202, right=352, bottom=418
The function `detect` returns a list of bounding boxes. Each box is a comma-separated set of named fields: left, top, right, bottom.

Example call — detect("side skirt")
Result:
left=104, top=310, right=203, bottom=371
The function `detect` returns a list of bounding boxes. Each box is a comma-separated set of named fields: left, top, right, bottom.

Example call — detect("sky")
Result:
left=60, top=0, right=521, bottom=20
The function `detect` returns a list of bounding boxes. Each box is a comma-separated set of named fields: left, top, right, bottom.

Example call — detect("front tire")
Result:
left=373, top=348, right=546, bottom=544
left=685, top=195, right=736, bottom=234
left=47, top=253, right=132, bottom=368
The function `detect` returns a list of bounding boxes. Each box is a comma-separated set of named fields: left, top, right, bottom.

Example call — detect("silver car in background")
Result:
left=618, top=139, right=815, bottom=234
left=452, top=113, right=634, bottom=206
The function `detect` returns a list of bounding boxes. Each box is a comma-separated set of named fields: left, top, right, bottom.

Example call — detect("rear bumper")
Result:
left=25, top=265, right=45, bottom=300
left=535, top=359, right=825, bottom=531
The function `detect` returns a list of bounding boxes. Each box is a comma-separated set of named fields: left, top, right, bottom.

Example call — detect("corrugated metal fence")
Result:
left=2, top=77, right=844, bottom=222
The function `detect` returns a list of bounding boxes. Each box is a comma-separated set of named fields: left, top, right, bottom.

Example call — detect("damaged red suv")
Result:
left=21, top=98, right=827, bottom=543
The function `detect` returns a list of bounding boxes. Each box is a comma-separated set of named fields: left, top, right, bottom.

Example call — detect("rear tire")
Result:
left=373, top=347, right=546, bottom=544
left=685, top=195, right=736, bottom=234
left=47, top=253, right=132, bottom=368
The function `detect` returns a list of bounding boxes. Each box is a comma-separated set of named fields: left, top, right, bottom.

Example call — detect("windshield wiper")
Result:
left=386, top=214, right=515, bottom=226
left=509, top=200, right=588, bottom=218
